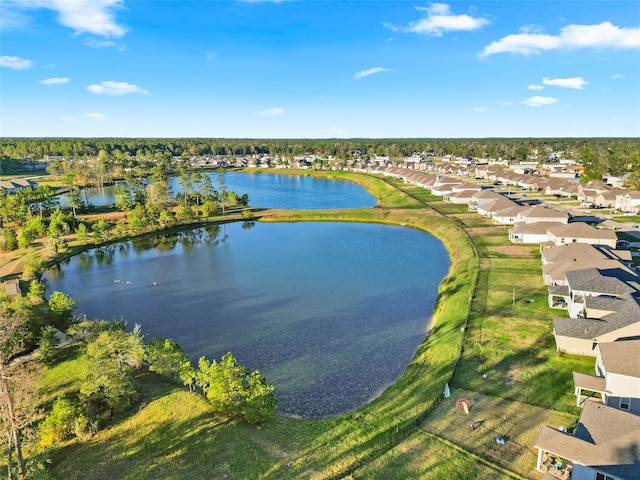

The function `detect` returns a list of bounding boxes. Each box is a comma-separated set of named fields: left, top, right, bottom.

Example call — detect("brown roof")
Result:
left=597, top=340, right=640, bottom=378
left=573, top=372, right=607, bottom=393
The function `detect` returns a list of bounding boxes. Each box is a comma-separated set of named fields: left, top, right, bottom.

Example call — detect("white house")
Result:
left=573, top=340, right=640, bottom=415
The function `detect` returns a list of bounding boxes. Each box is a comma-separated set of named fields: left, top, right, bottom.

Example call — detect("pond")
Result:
left=44, top=221, right=449, bottom=418
left=66, top=172, right=378, bottom=210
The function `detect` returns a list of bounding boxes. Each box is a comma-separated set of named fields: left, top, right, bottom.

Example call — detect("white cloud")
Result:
left=40, top=77, right=69, bottom=85
left=543, top=76, right=588, bottom=89
left=612, top=73, right=624, bottom=79
left=497, top=101, right=514, bottom=106
left=12, top=0, right=127, bottom=38
left=481, top=21, right=640, bottom=56
left=521, top=96, right=558, bottom=107
left=473, top=107, right=486, bottom=112
left=259, top=107, right=285, bottom=116
left=354, top=67, right=390, bottom=80
left=386, top=3, right=489, bottom=36
left=83, top=112, right=108, bottom=120
left=0, top=55, right=33, bottom=69
left=60, top=115, right=73, bottom=121
left=86, top=81, right=149, bottom=96
left=85, top=38, right=125, bottom=50
left=528, top=84, right=544, bottom=91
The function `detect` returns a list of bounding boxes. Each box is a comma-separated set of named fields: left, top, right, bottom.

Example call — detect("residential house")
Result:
left=617, top=191, right=640, bottom=214
left=546, top=223, right=617, bottom=248
left=534, top=401, right=640, bottom=479
left=509, top=222, right=559, bottom=244
left=574, top=340, right=640, bottom=415
left=551, top=268, right=640, bottom=356
left=515, top=204, right=569, bottom=224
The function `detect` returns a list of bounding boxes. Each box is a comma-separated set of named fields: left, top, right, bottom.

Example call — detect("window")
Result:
left=595, top=472, right=615, bottom=480
left=620, top=397, right=630, bottom=410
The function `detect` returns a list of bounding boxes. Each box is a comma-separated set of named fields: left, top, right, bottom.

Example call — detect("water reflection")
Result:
left=44, top=222, right=449, bottom=418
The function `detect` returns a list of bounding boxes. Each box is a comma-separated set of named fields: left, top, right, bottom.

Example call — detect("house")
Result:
left=617, top=191, right=640, bottom=214
left=515, top=204, right=569, bottom=224
left=541, top=243, right=634, bottom=286
left=545, top=223, right=618, bottom=248
left=573, top=340, right=640, bottom=415
left=509, top=222, right=559, bottom=244
left=551, top=268, right=640, bottom=356
left=0, top=178, right=38, bottom=193
left=534, top=401, right=640, bottom=479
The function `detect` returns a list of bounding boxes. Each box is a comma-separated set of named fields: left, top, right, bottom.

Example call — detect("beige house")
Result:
left=551, top=268, right=640, bottom=356
left=546, top=223, right=618, bottom=248
left=515, top=204, right=569, bottom=224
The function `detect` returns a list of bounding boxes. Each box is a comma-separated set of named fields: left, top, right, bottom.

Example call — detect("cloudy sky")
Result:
left=1, top=1, right=639, bottom=138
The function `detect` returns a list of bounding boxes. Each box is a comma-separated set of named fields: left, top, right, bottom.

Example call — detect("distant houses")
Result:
left=0, top=178, right=38, bottom=193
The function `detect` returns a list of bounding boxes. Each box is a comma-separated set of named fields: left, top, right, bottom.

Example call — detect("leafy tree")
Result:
left=0, top=228, right=18, bottom=251
left=243, top=370, right=277, bottom=424
left=145, top=337, right=189, bottom=381
left=80, top=325, right=144, bottom=417
left=75, top=222, right=88, bottom=241
left=34, top=325, right=58, bottom=366
left=193, top=352, right=276, bottom=423
left=47, top=291, right=77, bottom=329
left=21, top=251, right=42, bottom=281
left=27, top=279, right=46, bottom=304
left=196, top=353, right=247, bottom=417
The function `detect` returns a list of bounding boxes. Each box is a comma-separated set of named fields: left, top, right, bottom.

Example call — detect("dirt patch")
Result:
left=422, top=388, right=577, bottom=479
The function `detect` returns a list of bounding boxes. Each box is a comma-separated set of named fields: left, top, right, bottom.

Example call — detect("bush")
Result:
left=39, top=397, right=88, bottom=447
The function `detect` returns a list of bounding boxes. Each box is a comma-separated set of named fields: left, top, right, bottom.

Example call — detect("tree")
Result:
left=196, top=353, right=247, bottom=417
left=0, top=312, right=32, bottom=477
left=26, top=279, right=45, bottom=304
left=80, top=325, right=144, bottom=417
left=47, top=291, right=77, bottom=330
left=243, top=370, right=277, bottom=424
left=0, top=229, right=18, bottom=251
left=193, top=352, right=276, bottom=423
left=34, top=325, right=58, bottom=366
left=144, top=337, right=188, bottom=381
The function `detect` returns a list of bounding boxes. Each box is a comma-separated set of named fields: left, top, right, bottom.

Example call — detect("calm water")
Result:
left=67, top=172, right=377, bottom=209
left=44, top=222, right=449, bottom=418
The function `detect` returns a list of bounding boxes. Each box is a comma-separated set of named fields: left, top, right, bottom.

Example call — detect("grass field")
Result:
left=13, top=171, right=598, bottom=479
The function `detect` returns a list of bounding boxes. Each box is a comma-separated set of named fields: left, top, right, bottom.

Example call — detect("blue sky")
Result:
left=1, top=1, right=639, bottom=138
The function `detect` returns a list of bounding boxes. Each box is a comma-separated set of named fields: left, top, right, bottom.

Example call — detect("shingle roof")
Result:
left=596, top=340, right=640, bottom=377
left=565, top=268, right=636, bottom=296
left=546, top=223, right=617, bottom=241
left=534, top=402, right=640, bottom=478
left=573, top=372, right=607, bottom=392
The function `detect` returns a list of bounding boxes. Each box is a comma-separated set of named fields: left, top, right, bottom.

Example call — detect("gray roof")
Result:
left=596, top=340, right=640, bottom=377
left=565, top=268, right=636, bottom=296
left=534, top=402, right=640, bottom=478
left=554, top=296, right=640, bottom=339
left=547, top=284, right=570, bottom=296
